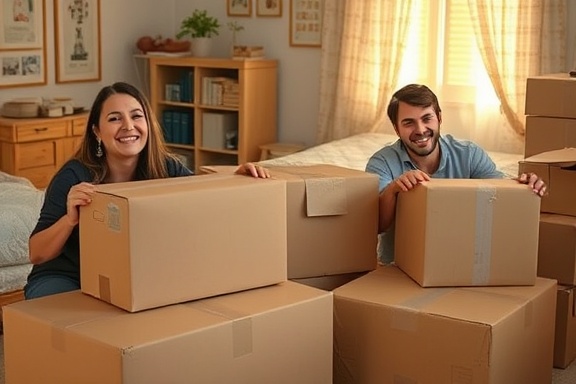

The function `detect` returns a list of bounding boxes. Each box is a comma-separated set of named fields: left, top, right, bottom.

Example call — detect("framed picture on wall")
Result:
left=54, top=0, right=101, bottom=83
left=227, top=0, right=252, bottom=17
left=257, top=0, right=282, bottom=17
left=0, top=0, right=46, bottom=50
left=0, top=49, right=46, bottom=88
left=289, top=0, right=323, bottom=47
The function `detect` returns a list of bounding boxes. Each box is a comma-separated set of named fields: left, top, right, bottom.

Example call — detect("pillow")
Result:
left=0, top=175, right=44, bottom=267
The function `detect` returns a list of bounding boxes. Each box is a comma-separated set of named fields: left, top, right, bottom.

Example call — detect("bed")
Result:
left=259, top=132, right=523, bottom=177
left=0, top=171, right=44, bottom=316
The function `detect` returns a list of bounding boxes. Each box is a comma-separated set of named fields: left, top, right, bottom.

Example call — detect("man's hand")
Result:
left=393, top=169, right=431, bottom=193
left=516, top=172, right=547, bottom=197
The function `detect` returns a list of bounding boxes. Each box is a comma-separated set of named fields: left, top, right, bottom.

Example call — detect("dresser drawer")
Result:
left=17, top=141, right=56, bottom=169
left=72, top=116, right=88, bottom=136
left=16, top=121, right=67, bottom=143
left=18, top=165, right=56, bottom=189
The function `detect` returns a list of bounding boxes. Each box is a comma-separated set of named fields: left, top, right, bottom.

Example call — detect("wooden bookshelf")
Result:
left=148, top=57, right=278, bottom=173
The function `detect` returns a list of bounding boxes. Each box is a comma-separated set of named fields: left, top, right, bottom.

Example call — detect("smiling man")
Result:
left=365, top=83, right=546, bottom=264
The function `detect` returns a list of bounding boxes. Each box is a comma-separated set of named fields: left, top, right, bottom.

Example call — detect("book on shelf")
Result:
left=201, top=76, right=239, bottom=106
left=162, top=110, right=193, bottom=145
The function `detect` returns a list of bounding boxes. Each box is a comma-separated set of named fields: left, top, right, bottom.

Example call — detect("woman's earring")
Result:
left=96, top=137, right=103, bottom=158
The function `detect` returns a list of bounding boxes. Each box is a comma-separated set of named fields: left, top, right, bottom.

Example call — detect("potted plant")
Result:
left=176, top=9, right=220, bottom=57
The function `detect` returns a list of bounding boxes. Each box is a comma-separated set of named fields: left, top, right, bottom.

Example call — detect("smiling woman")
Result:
left=23, top=82, right=271, bottom=301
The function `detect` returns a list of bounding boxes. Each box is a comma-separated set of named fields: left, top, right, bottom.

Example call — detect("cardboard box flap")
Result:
left=523, top=148, right=576, bottom=167
left=94, top=174, right=279, bottom=199
left=334, top=266, right=555, bottom=325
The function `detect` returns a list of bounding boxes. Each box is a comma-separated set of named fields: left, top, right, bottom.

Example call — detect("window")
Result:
left=398, top=0, right=498, bottom=106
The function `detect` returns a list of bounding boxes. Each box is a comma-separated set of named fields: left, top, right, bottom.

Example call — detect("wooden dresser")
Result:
left=0, top=113, right=89, bottom=189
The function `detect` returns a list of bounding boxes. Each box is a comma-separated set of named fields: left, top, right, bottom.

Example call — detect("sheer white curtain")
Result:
left=317, top=0, right=567, bottom=155
left=468, top=0, right=566, bottom=153
left=316, top=0, right=413, bottom=143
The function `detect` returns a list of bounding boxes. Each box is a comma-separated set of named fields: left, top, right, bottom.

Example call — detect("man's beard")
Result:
left=405, top=129, right=439, bottom=157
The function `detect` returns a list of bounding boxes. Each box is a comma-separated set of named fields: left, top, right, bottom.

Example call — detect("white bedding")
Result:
left=261, top=133, right=522, bottom=178
left=0, top=171, right=44, bottom=293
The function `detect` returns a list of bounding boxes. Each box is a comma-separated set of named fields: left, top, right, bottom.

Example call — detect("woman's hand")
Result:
left=66, top=182, right=96, bottom=226
left=235, top=163, right=271, bottom=178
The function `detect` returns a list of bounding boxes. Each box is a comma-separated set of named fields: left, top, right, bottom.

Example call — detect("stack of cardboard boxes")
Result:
left=332, top=178, right=557, bottom=383
left=2, top=165, right=379, bottom=383
left=522, top=72, right=576, bottom=369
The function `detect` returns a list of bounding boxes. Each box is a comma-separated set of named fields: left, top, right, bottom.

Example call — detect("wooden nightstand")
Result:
left=259, top=142, right=306, bottom=161
left=0, top=113, right=88, bottom=188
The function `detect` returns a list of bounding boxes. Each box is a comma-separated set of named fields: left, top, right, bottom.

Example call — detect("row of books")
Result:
left=201, top=76, right=240, bottom=107
left=164, top=70, right=194, bottom=102
left=161, top=110, right=193, bottom=145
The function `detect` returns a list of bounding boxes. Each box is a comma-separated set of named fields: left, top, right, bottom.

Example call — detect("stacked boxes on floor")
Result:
left=521, top=73, right=576, bottom=369
left=3, top=166, right=380, bottom=383
left=333, top=178, right=557, bottom=383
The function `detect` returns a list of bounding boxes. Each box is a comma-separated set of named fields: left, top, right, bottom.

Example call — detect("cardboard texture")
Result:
left=520, top=148, right=576, bottom=216
left=79, top=174, right=287, bottom=312
left=201, top=164, right=379, bottom=279
left=4, top=282, right=333, bottom=384
left=525, top=116, right=576, bottom=158
left=554, top=285, right=576, bottom=369
left=333, top=266, right=557, bottom=384
left=395, top=178, right=541, bottom=287
left=538, top=213, right=576, bottom=285
left=525, top=73, right=576, bottom=119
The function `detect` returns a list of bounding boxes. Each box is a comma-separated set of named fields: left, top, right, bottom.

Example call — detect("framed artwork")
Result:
left=0, top=0, right=45, bottom=49
left=54, top=0, right=101, bottom=83
left=289, top=0, right=323, bottom=47
left=227, top=0, right=251, bottom=17
left=257, top=0, right=281, bottom=17
left=0, top=49, right=46, bottom=88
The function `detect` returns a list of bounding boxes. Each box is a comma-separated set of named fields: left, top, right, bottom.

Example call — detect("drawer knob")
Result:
left=34, top=127, right=48, bottom=133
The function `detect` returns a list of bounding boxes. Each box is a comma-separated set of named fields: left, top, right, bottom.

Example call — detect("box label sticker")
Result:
left=107, top=203, right=121, bottom=232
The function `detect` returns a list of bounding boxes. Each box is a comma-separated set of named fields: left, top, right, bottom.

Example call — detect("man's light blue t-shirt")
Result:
left=365, top=134, right=504, bottom=264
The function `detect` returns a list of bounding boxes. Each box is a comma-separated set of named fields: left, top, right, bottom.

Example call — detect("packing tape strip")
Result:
left=192, top=301, right=253, bottom=358
left=391, top=288, right=452, bottom=332
left=473, top=185, right=496, bottom=285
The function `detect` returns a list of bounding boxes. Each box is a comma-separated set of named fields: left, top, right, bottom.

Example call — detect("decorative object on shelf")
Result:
left=1, top=98, right=42, bottom=118
left=289, top=0, right=323, bottom=47
left=136, top=35, right=190, bottom=55
left=232, top=46, right=264, bottom=60
left=54, top=0, right=101, bottom=83
left=176, top=9, right=220, bottom=57
left=227, top=21, right=244, bottom=50
left=227, top=0, right=252, bottom=17
left=0, top=0, right=47, bottom=88
left=257, top=0, right=282, bottom=17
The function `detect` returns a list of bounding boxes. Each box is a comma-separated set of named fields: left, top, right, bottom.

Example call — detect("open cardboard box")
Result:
left=519, top=148, right=576, bottom=216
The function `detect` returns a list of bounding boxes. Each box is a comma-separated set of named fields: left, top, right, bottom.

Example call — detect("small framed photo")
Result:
left=54, top=0, right=101, bottom=83
left=290, top=0, right=323, bottom=47
left=257, top=0, right=282, bottom=17
left=0, top=0, right=46, bottom=50
left=0, top=49, right=46, bottom=88
left=227, top=0, right=252, bottom=17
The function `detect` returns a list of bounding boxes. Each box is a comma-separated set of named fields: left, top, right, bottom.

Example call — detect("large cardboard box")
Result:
left=538, top=213, right=576, bottom=285
left=525, top=73, right=576, bottom=119
left=525, top=116, right=576, bottom=158
left=554, top=285, right=576, bottom=369
left=395, top=179, right=540, bottom=287
left=4, top=282, right=333, bottom=384
left=202, top=164, right=379, bottom=279
left=333, top=266, right=557, bottom=384
left=80, top=174, right=287, bottom=312
left=519, top=148, right=576, bottom=216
